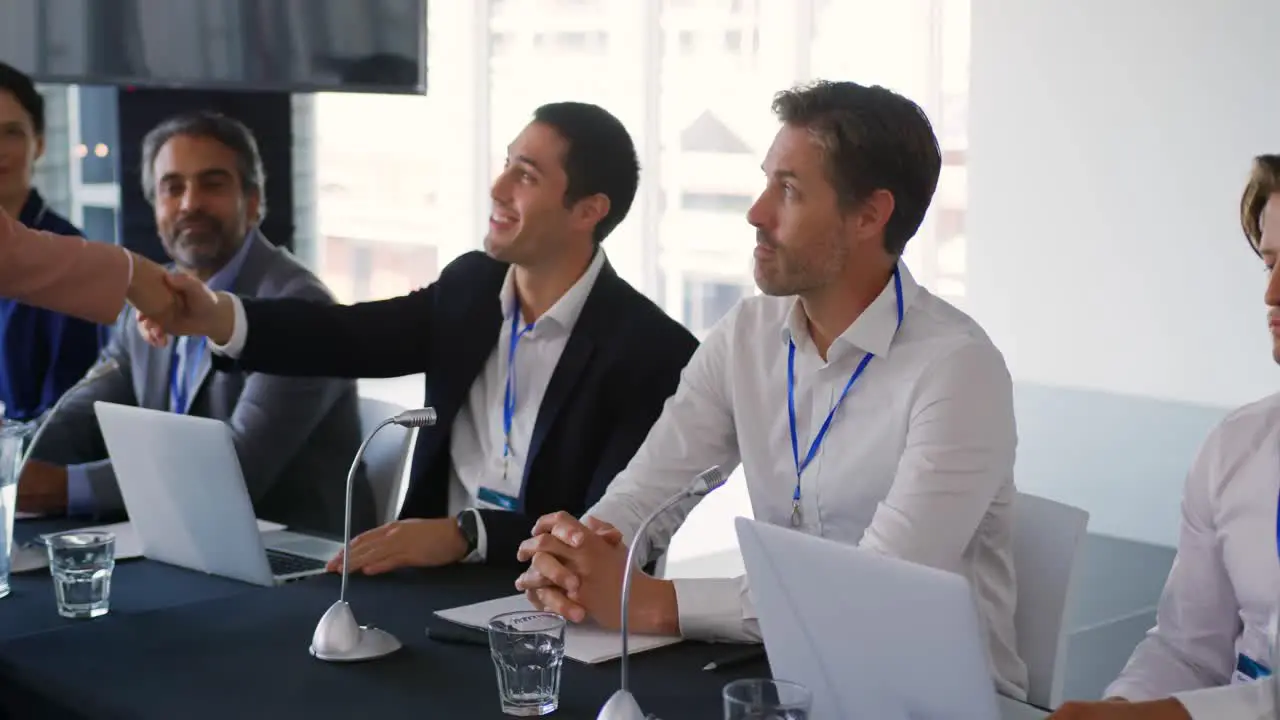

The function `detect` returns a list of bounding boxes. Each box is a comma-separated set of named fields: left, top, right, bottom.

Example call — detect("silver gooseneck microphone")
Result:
left=19, top=358, right=121, bottom=472
left=310, top=407, right=437, bottom=662
left=598, top=465, right=728, bottom=720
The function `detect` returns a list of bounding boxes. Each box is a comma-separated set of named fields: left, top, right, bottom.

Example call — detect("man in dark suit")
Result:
left=21, top=111, right=371, bottom=536
left=149, top=102, right=699, bottom=571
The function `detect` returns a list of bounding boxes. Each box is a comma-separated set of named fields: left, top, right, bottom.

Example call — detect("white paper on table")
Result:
left=434, top=593, right=683, bottom=664
left=14, top=511, right=42, bottom=520
left=8, top=518, right=285, bottom=573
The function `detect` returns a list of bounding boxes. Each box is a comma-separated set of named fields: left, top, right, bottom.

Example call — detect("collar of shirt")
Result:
left=779, top=259, right=922, bottom=364
left=201, top=231, right=257, bottom=293
left=497, top=247, right=607, bottom=336
left=17, top=188, right=50, bottom=227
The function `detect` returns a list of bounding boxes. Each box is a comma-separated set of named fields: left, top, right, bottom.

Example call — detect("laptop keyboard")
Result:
left=266, top=549, right=326, bottom=577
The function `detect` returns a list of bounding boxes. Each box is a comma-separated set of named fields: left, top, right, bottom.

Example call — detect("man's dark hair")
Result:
left=772, top=80, right=942, bottom=256
left=531, top=102, right=640, bottom=244
left=0, top=62, right=45, bottom=135
left=140, top=111, right=267, bottom=219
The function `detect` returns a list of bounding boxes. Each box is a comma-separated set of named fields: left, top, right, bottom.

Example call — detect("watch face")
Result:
left=458, top=512, right=478, bottom=550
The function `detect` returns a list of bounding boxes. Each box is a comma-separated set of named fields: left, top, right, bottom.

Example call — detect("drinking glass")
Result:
left=487, top=610, right=567, bottom=717
left=723, top=678, right=812, bottom=720
left=0, top=418, right=34, bottom=600
left=46, top=530, right=115, bottom=618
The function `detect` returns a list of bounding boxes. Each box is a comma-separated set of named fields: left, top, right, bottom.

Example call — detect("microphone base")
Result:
left=309, top=600, right=402, bottom=662
left=310, top=626, right=402, bottom=662
left=597, top=690, right=648, bottom=720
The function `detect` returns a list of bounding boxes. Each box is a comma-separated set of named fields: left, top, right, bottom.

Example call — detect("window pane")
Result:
left=308, top=0, right=479, bottom=310
left=306, top=1, right=483, bottom=405
left=81, top=205, right=118, bottom=246
left=487, top=0, right=650, bottom=296
left=810, top=0, right=970, bottom=307
left=77, top=85, right=119, bottom=185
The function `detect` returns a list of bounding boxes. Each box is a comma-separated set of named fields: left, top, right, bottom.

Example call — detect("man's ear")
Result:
left=571, top=193, right=611, bottom=235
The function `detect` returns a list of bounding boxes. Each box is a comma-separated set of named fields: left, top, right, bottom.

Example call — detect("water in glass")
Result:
left=46, top=531, right=115, bottom=618
left=488, top=610, right=566, bottom=717
left=0, top=418, right=33, bottom=600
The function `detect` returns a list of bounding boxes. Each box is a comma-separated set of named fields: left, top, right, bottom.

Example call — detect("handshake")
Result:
left=124, top=257, right=236, bottom=347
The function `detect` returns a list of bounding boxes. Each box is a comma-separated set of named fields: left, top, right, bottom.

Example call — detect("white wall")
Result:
left=969, top=0, right=1280, bottom=546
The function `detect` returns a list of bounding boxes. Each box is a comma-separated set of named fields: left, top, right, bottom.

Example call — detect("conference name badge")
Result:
left=1233, top=653, right=1272, bottom=685
left=477, top=487, right=518, bottom=512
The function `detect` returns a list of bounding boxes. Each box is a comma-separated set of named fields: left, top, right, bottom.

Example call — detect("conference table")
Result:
left=0, top=520, right=1049, bottom=719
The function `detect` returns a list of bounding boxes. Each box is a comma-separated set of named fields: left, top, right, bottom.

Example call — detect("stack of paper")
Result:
left=435, top=594, right=683, bottom=664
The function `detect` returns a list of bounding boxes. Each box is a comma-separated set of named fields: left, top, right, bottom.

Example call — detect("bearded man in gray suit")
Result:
left=18, top=111, right=372, bottom=536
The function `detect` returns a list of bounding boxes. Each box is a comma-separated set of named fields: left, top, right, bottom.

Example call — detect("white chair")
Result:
left=356, top=397, right=417, bottom=525
left=1011, top=491, right=1090, bottom=709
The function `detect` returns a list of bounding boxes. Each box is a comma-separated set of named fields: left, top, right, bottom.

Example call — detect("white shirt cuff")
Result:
left=672, top=576, right=760, bottom=642
left=208, top=293, right=248, bottom=358
left=460, top=509, right=488, bottom=564
left=1175, top=678, right=1274, bottom=720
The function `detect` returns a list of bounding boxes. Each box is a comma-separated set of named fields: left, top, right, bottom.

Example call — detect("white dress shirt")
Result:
left=213, top=249, right=607, bottom=561
left=1174, top=677, right=1275, bottom=720
left=586, top=261, right=1029, bottom=699
left=1107, top=393, right=1280, bottom=703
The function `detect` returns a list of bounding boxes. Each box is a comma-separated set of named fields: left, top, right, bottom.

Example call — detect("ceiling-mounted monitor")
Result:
left=0, top=0, right=427, bottom=94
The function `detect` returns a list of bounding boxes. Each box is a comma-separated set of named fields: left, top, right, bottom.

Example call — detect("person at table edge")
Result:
left=0, top=66, right=174, bottom=360
left=0, top=62, right=122, bottom=421
left=143, top=102, right=699, bottom=572
left=21, top=111, right=370, bottom=536
left=0, top=206, right=173, bottom=340
left=515, top=80, right=1030, bottom=700
left=1046, top=158, right=1280, bottom=720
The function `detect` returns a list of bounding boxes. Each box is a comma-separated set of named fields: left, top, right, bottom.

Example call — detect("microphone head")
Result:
left=689, top=466, right=727, bottom=497
left=393, top=408, right=437, bottom=428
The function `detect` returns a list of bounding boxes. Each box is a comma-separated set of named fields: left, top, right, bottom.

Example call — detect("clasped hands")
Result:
left=514, top=512, right=680, bottom=635
left=126, top=259, right=233, bottom=347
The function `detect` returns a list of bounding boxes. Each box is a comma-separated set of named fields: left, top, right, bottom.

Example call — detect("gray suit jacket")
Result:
left=31, top=231, right=374, bottom=535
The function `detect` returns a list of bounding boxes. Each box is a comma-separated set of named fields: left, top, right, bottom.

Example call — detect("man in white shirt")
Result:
left=513, top=80, right=1029, bottom=699
left=1047, top=156, right=1280, bottom=720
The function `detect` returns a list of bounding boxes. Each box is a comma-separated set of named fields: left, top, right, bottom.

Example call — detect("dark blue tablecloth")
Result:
left=1, top=520, right=256, bottom=644
left=0, top=564, right=768, bottom=719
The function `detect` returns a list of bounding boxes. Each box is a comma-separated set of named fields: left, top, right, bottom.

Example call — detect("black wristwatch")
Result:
left=456, top=509, right=479, bottom=556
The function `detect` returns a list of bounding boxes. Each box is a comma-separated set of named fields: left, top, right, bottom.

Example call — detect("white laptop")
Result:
left=736, top=517, right=1041, bottom=720
left=93, top=401, right=344, bottom=586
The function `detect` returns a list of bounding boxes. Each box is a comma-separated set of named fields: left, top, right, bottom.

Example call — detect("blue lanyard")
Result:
left=502, top=304, right=536, bottom=466
left=168, top=336, right=207, bottom=415
left=788, top=267, right=904, bottom=527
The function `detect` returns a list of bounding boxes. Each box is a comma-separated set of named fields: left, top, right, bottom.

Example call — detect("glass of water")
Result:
left=0, top=417, right=34, bottom=600
left=487, top=610, right=566, bottom=717
left=45, top=531, right=115, bottom=619
left=723, top=678, right=812, bottom=720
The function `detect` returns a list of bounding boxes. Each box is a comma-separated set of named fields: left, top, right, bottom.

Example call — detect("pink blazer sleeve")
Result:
left=0, top=209, right=131, bottom=325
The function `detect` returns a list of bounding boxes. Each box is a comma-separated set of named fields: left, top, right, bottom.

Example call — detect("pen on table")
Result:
left=702, top=646, right=767, bottom=671
left=424, top=625, right=489, bottom=648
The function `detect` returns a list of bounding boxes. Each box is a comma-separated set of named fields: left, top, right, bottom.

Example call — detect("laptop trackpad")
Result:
left=262, top=531, right=343, bottom=562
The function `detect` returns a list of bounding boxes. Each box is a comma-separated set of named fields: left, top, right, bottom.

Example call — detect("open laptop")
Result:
left=93, top=401, right=344, bottom=586
left=736, top=517, right=1040, bottom=720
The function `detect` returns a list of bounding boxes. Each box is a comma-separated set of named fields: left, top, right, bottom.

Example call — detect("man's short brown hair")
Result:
left=1240, top=155, right=1280, bottom=254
